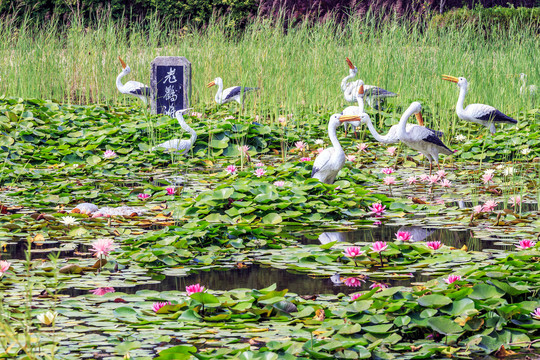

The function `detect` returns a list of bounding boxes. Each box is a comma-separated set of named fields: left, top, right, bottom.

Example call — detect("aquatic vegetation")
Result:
left=36, top=311, right=58, bottom=326
left=90, top=239, right=115, bottom=258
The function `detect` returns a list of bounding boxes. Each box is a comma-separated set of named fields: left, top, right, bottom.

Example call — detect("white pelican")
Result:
left=152, top=109, right=196, bottom=155
left=396, top=102, right=454, bottom=174
left=342, top=58, right=397, bottom=108
left=519, top=73, right=537, bottom=97
left=312, top=114, right=362, bottom=184
left=442, top=75, right=517, bottom=134
left=341, top=84, right=365, bottom=138
left=116, top=57, right=151, bottom=105
left=360, top=112, right=442, bottom=144
left=207, top=77, right=258, bottom=109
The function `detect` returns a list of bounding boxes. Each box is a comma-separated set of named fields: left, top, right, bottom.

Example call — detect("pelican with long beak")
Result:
left=341, top=84, right=365, bottom=138
left=312, top=114, right=362, bottom=184
left=342, top=58, right=397, bottom=108
left=116, top=57, right=151, bottom=105
left=396, top=102, right=454, bottom=174
left=207, top=77, right=259, bottom=110
left=442, top=75, right=517, bottom=134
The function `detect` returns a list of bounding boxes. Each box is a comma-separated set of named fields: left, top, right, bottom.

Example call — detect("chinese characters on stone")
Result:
left=161, top=67, right=182, bottom=116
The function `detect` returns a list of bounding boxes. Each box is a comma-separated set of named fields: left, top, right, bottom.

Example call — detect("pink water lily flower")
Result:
left=531, top=307, right=540, bottom=320
left=419, top=174, right=430, bottom=181
left=191, top=112, right=203, bottom=119
left=90, top=287, right=115, bottom=296
left=278, top=116, right=286, bottom=125
left=426, top=241, right=442, bottom=250
left=186, top=284, right=206, bottom=295
left=516, top=240, right=536, bottom=250
left=138, top=193, right=150, bottom=200
left=436, top=170, right=447, bottom=178
left=509, top=195, right=521, bottom=207
left=428, top=175, right=439, bottom=184
left=343, top=246, right=365, bottom=258
left=482, top=200, right=498, bottom=212
left=373, top=221, right=382, bottom=226
left=381, top=167, right=394, bottom=175
left=166, top=187, right=175, bottom=196
left=370, top=283, right=389, bottom=291
left=152, top=301, right=172, bottom=313
left=255, top=162, right=264, bottom=168
left=0, top=260, right=10, bottom=274
left=395, top=231, right=413, bottom=242
left=383, top=176, right=396, bottom=186
left=368, top=203, right=386, bottom=217
left=357, top=143, right=368, bottom=152
left=295, top=141, right=306, bottom=150
left=90, top=239, right=115, bottom=258
left=346, top=155, right=356, bottom=162
left=254, top=168, right=266, bottom=177
left=371, top=241, right=388, bottom=253
left=473, top=205, right=483, bottom=214
left=350, top=293, right=363, bottom=301
left=344, top=277, right=364, bottom=287
left=407, top=176, right=417, bottom=185
left=440, top=179, right=452, bottom=188
left=482, top=173, right=494, bottom=184
left=273, top=180, right=285, bottom=187
left=299, top=157, right=311, bottom=162
left=103, top=150, right=116, bottom=159
left=387, top=147, right=397, bottom=156
left=226, top=165, right=237, bottom=175
left=238, top=145, right=250, bottom=154
left=445, top=274, right=462, bottom=284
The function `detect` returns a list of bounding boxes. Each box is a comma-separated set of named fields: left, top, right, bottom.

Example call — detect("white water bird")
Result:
left=152, top=109, right=197, bottom=155
left=442, top=75, right=517, bottom=134
left=312, top=114, right=362, bottom=184
left=396, top=102, right=454, bottom=174
left=207, top=77, right=258, bottom=109
left=342, top=58, right=397, bottom=108
left=116, top=57, right=151, bottom=105
left=341, top=84, right=365, bottom=137
left=519, top=73, right=537, bottom=97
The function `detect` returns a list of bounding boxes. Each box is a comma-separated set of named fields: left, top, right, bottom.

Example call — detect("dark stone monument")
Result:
left=150, top=56, right=191, bottom=116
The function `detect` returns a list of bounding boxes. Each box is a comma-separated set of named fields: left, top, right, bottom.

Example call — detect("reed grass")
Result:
left=0, top=11, right=537, bottom=136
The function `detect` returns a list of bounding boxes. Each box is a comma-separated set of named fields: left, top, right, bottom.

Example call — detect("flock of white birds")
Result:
left=115, top=56, right=535, bottom=185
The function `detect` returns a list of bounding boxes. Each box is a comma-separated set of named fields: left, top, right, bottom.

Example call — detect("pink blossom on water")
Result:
left=346, top=155, right=356, bottom=162
left=440, top=179, right=452, bottom=188
left=153, top=301, right=172, bottom=313
left=343, top=246, right=365, bottom=258
left=426, top=241, right=442, bottom=250
left=357, top=143, right=368, bottom=152
left=0, top=260, right=10, bottom=274
left=299, top=157, right=311, bottom=162
left=371, top=241, right=388, bottom=253
left=407, top=176, right=417, bottom=185
left=90, top=287, right=115, bottom=296
left=395, top=231, right=413, bottom=242
left=186, top=284, right=206, bottom=295
left=274, top=180, right=285, bottom=187
left=369, top=203, right=386, bottom=216
left=238, top=145, right=250, bottom=154
left=138, top=193, right=150, bottom=200
left=531, top=307, right=540, bottom=320
left=383, top=176, right=396, bottom=186
left=419, top=174, right=430, bottom=181
left=226, top=165, right=237, bottom=175
left=103, top=150, right=116, bottom=159
left=295, top=141, right=306, bottom=150
left=278, top=116, right=286, bottom=125
left=166, top=187, right=175, bottom=195
left=373, top=221, right=382, bottom=226
left=255, top=162, right=264, bottom=168
left=482, top=200, right=498, bottom=212
left=482, top=173, right=494, bottom=184
left=436, top=170, right=447, bottom=178
left=509, top=195, right=521, bottom=207
left=444, top=274, right=462, bottom=284
left=381, top=167, right=394, bottom=175
left=344, top=277, right=365, bottom=287
left=473, top=205, right=483, bottom=214
left=350, top=293, right=363, bottom=301
left=370, top=283, right=389, bottom=291
left=428, top=175, right=439, bottom=184
left=191, top=112, right=203, bottom=119
left=254, top=168, right=266, bottom=177
left=90, top=239, right=115, bottom=258
left=516, top=239, right=536, bottom=250
left=387, top=147, right=397, bottom=156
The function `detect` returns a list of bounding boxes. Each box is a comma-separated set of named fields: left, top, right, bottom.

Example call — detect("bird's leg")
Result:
left=429, top=162, right=433, bottom=176
left=354, top=129, right=358, bottom=139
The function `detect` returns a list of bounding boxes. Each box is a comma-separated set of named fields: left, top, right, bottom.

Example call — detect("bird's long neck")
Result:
left=456, top=84, right=467, bottom=115
left=397, top=104, right=419, bottom=137
left=178, top=117, right=197, bottom=144
left=328, top=121, right=343, bottom=154
left=356, top=94, right=364, bottom=113
left=116, top=70, right=126, bottom=91
left=341, top=73, right=355, bottom=92
left=364, top=116, right=389, bottom=143
left=214, top=82, right=224, bottom=103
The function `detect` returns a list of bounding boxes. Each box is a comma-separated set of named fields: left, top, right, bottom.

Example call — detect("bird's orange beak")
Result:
left=339, top=115, right=361, bottom=123
left=442, top=74, right=459, bottom=83
left=119, top=56, right=127, bottom=69
left=415, top=112, right=424, bottom=126
left=358, top=84, right=364, bottom=95
left=346, top=57, right=355, bottom=70
left=207, top=81, right=216, bottom=88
